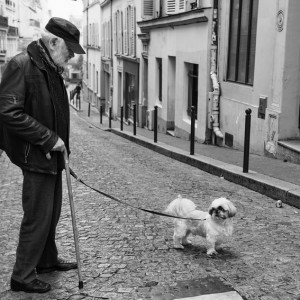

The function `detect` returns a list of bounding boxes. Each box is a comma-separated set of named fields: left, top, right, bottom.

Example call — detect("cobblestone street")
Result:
left=0, top=108, right=300, bottom=300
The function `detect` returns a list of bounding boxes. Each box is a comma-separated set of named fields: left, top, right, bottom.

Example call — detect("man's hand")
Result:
left=45, top=138, right=65, bottom=160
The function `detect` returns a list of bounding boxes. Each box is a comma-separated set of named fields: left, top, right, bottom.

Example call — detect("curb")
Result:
left=110, top=128, right=300, bottom=209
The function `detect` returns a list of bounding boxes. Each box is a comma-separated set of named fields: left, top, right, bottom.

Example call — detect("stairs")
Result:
left=277, top=140, right=300, bottom=164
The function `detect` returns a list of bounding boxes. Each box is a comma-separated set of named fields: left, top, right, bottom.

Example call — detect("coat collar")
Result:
left=27, top=41, right=46, bottom=70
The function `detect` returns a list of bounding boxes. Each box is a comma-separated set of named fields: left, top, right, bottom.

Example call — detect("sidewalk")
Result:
left=72, top=100, right=300, bottom=209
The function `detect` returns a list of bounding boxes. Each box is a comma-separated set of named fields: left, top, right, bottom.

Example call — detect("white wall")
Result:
left=280, top=0, right=300, bottom=139
left=147, top=18, right=211, bottom=140
left=218, top=0, right=296, bottom=155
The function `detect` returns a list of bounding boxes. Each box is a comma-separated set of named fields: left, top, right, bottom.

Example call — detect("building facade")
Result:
left=0, top=0, right=8, bottom=78
left=82, top=0, right=300, bottom=163
left=82, top=0, right=142, bottom=121
left=218, top=0, right=300, bottom=161
left=81, top=0, right=101, bottom=109
left=0, top=0, right=50, bottom=80
left=138, top=0, right=214, bottom=138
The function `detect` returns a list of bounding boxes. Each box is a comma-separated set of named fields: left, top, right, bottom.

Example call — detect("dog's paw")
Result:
left=182, top=240, right=192, bottom=246
left=207, top=249, right=218, bottom=257
left=174, top=244, right=184, bottom=250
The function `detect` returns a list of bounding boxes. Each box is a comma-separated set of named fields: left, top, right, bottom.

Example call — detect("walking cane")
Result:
left=63, top=149, right=83, bottom=289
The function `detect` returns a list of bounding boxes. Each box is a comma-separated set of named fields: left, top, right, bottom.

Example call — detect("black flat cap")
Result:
left=45, top=17, right=86, bottom=54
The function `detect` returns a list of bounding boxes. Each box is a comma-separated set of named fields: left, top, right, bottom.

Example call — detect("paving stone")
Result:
left=1, top=108, right=300, bottom=299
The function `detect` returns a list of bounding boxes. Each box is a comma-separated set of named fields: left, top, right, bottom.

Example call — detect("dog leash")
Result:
left=69, top=168, right=206, bottom=221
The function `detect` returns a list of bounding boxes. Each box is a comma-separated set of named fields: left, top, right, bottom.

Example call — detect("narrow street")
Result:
left=0, top=108, right=300, bottom=300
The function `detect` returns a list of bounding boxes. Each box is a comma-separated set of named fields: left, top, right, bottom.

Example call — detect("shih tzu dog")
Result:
left=165, top=195, right=237, bottom=256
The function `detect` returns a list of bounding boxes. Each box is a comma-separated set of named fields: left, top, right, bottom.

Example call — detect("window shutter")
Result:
left=142, top=0, right=154, bottom=19
left=106, top=22, right=109, bottom=57
left=165, top=0, right=176, bottom=14
left=109, top=20, right=112, bottom=58
left=128, top=6, right=132, bottom=55
left=120, top=11, right=123, bottom=54
left=97, top=23, right=99, bottom=47
left=101, top=24, right=104, bottom=56
left=178, top=0, right=186, bottom=13
left=124, top=7, right=128, bottom=55
left=165, top=0, right=186, bottom=14
left=93, top=23, right=95, bottom=46
left=117, top=11, right=120, bottom=54
left=114, top=13, right=117, bottom=53
left=104, top=23, right=107, bottom=57
left=105, top=23, right=107, bottom=57
left=130, top=6, right=136, bottom=57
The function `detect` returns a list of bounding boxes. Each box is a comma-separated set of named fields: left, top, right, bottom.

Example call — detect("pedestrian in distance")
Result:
left=0, top=17, right=85, bottom=293
left=75, top=81, right=82, bottom=96
left=74, top=81, right=82, bottom=103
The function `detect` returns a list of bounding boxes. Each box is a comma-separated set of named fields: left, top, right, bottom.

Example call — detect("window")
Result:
left=129, top=6, right=136, bottom=57
left=142, top=0, right=161, bottom=19
left=0, top=31, right=6, bottom=52
left=124, top=5, right=136, bottom=56
left=91, top=23, right=99, bottom=47
left=89, top=24, right=91, bottom=46
left=142, top=0, right=154, bottom=19
left=93, top=64, right=95, bottom=90
left=227, top=0, right=258, bottom=85
left=96, top=71, right=99, bottom=94
left=157, top=58, right=162, bottom=101
left=114, top=10, right=123, bottom=54
left=187, top=63, right=198, bottom=119
left=103, top=21, right=111, bottom=58
left=165, top=0, right=186, bottom=15
left=88, top=63, right=91, bottom=84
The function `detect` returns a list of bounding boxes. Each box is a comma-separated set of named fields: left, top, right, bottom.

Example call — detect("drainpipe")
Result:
left=86, top=0, right=89, bottom=101
left=209, top=0, right=223, bottom=139
left=110, top=0, right=113, bottom=106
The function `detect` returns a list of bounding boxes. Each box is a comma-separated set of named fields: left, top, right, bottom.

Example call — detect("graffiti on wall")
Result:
left=265, top=113, right=278, bottom=155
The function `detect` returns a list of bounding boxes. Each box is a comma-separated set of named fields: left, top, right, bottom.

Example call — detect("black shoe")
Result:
left=11, top=278, right=51, bottom=293
left=36, top=258, right=78, bottom=274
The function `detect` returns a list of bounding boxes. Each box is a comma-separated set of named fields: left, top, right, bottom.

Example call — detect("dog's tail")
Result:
left=165, top=195, right=196, bottom=218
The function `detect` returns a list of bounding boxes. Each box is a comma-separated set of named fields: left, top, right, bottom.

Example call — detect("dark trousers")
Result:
left=11, top=170, right=62, bottom=283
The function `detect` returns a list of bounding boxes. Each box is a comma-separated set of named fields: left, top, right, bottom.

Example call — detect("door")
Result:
left=125, top=72, right=136, bottom=121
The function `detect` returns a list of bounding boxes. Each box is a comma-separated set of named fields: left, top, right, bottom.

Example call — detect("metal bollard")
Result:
left=133, top=104, right=136, bottom=136
left=243, top=108, right=252, bottom=173
left=100, top=105, right=103, bottom=124
left=190, top=106, right=195, bottom=155
left=120, top=106, right=123, bottom=131
left=109, top=107, right=112, bottom=129
left=154, top=106, right=158, bottom=143
left=88, top=103, right=91, bottom=117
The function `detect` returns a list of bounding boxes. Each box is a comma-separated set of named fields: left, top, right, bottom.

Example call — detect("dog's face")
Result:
left=208, top=198, right=237, bottom=220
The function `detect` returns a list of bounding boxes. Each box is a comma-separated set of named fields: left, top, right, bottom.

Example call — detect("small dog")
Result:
left=165, top=195, right=237, bottom=256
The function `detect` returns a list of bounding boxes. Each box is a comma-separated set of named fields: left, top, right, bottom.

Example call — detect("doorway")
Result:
left=125, top=72, right=136, bottom=122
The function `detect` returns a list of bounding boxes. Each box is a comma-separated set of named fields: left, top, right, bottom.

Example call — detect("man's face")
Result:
left=50, top=38, right=74, bottom=68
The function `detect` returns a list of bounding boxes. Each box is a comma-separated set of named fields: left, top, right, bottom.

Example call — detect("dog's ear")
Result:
left=227, top=202, right=237, bottom=217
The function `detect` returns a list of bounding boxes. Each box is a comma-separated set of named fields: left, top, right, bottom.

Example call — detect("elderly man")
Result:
left=0, top=18, right=85, bottom=293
